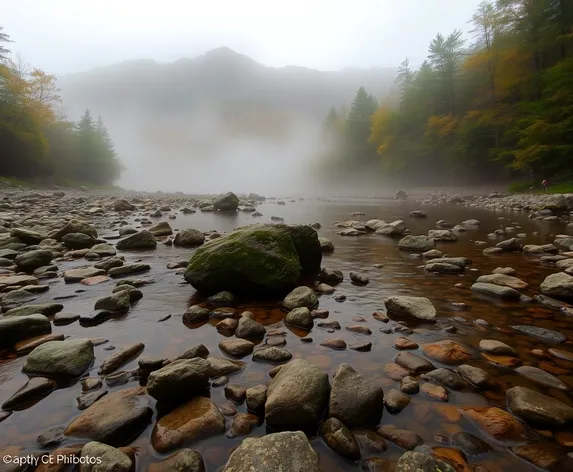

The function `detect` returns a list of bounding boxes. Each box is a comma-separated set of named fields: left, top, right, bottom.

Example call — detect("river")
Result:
left=1, top=196, right=572, bottom=471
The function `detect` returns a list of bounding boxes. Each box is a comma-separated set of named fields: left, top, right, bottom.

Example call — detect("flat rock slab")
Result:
left=4, top=303, right=63, bottom=317
left=64, top=267, right=106, bottom=283
left=384, top=296, right=436, bottom=322
left=395, top=352, right=435, bottom=373
left=476, top=273, right=528, bottom=290
left=98, top=342, right=145, bottom=375
left=471, top=282, right=522, bottom=300
left=515, top=366, right=569, bottom=391
left=507, top=386, right=573, bottom=427
left=2, top=377, right=57, bottom=410
left=65, top=387, right=153, bottom=446
left=23, top=339, right=95, bottom=378
left=511, top=325, right=567, bottom=343
left=0, top=314, right=51, bottom=349
left=151, top=396, right=225, bottom=453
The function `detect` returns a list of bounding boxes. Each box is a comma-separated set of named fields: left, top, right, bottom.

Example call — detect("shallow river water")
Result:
left=1, top=197, right=573, bottom=471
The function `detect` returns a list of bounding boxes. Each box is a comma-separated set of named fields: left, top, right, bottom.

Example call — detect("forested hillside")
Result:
left=0, top=27, right=121, bottom=186
left=320, top=0, right=573, bottom=187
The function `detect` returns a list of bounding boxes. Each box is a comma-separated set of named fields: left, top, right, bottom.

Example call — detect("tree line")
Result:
left=0, top=27, right=121, bottom=186
left=319, top=0, right=573, bottom=186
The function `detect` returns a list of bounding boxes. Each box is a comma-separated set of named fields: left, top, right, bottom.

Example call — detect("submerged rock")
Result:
left=506, top=386, right=573, bottom=427
left=320, top=417, right=360, bottom=461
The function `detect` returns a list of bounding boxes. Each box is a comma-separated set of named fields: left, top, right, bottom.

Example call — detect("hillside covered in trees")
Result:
left=0, top=27, right=121, bottom=186
left=319, top=0, right=573, bottom=187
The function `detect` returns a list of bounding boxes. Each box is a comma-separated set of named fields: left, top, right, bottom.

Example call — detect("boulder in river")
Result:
left=285, top=307, right=313, bottom=329
left=62, top=232, right=96, bottom=249
left=51, top=219, right=98, bottom=241
left=222, top=431, right=320, bottom=472
left=147, top=358, right=210, bottom=403
left=283, top=286, right=318, bottom=310
left=385, top=296, right=436, bottom=322
left=397, top=235, right=435, bottom=252
left=114, top=199, right=135, bottom=211
left=80, top=441, right=132, bottom=472
left=65, top=387, right=153, bottom=446
left=428, top=229, right=458, bottom=242
left=14, top=249, right=53, bottom=272
left=23, top=339, right=94, bottom=378
left=265, top=359, right=330, bottom=427
left=320, top=417, right=360, bottom=461
left=540, top=272, right=573, bottom=302
left=184, top=224, right=321, bottom=296
left=329, top=363, right=384, bottom=427
left=213, top=192, right=239, bottom=211
left=476, top=273, right=528, bottom=290
left=148, top=221, right=173, bottom=237
left=506, top=386, right=573, bottom=427
left=470, top=282, right=522, bottom=300
left=174, top=229, right=205, bottom=247
left=116, top=230, right=157, bottom=250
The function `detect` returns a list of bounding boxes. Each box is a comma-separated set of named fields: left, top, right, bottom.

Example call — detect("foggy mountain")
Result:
left=58, top=47, right=397, bottom=194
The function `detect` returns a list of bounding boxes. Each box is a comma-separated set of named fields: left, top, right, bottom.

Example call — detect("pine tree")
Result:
left=0, top=27, right=11, bottom=62
left=345, top=87, right=379, bottom=166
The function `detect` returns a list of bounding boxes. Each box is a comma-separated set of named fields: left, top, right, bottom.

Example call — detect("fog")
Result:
left=4, top=0, right=484, bottom=195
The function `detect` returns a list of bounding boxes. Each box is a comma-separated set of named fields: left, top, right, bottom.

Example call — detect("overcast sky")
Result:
left=3, top=0, right=482, bottom=75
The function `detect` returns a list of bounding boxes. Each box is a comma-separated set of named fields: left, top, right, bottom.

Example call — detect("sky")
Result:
left=3, top=0, right=483, bottom=75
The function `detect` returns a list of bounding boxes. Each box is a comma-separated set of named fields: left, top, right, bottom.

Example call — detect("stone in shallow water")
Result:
left=80, top=441, right=132, bottom=472
left=14, top=333, right=65, bottom=355
left=77, top=390, right=108, bottom=410
left=476, top=273, right=528, bottom=290
left=252, top=346, right=292, bottom=363
left=384, top=296, right=436, bottom=321
left=4, top=302, right=63, bottom=317
left=511, top=442, right=567, bottom=471
left=452, top=431, right=492, bottom=457
left=471, top=282, right=522, bottom=300
left=515, top=365, right=569, bottom=391
left=219, top=338, right=254, bottom=358
left=394, top=352, right=435, bottom=374
left=319, top=417, right=360, bottom=461
left=65, top=387, right=153, bottom=446
left=421, top=340, right=473, bottom=365
left=459, top=406, right=528, bottom=441
left=2, top=377, right=57, bottom=410
left=506, top=386, right=573, bottom=427
left=320, top=338, right=346, bottom=349
left=384, top=388, right=410, bottom=413
left=421, top=368, right=467, bottom=390
left=540, top=272, right=573, bottom=302
left=221, top=431, right=320, bottom=472
left=147, top=358, right=210, bottom=403
left=148, top=449, right=205, bottom=472
left=0, top=314, right=51, bottom=349
left=23, top=339, right=94, bottom=378
left=98, top=342, right=145, bottom=375
left=478, top=339, right=516, bottom=355
left=64, top=267, right=106, bottom=283
left=511, top=325, right=566, bottom=343
left=377, top=427, right=423, bottom=450
left=282, top=286, right=318, bottom=310
left=152, top=396, right=225, bottom=453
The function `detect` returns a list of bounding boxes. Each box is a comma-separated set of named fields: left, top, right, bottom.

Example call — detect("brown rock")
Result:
left=14, top=333, right=65, bottom=355
left=151, top=396, right=225, bottom=453
left=481, top=353, right=522, bottom=368
left=421, top=383, right=449, bottom=402
left=421, top=340, right=472, bottom=365
left=395, top=352, right=435, bottom=373
left=511, top=442, right=565, bottom=470
left=227, top=413, right=260, bottom=438
left=377, top=427, right=423, bottom=450
left=459, top=406, right=528, bottom=441
left=384, top=362, right=411, bottom=381
left=320, top=338, right=347, bottom=349
left=393, top=337, right=418, bottom=350
left=346, top=325, right=372, bottom=335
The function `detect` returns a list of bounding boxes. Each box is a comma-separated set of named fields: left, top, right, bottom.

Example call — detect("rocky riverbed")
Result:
left=1, top=188, right=573, bottom=472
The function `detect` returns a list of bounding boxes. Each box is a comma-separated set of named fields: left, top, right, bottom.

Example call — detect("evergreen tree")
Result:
left=0, top=27, right=11, bottom=62
left=345, top=87, right=378, bottom=166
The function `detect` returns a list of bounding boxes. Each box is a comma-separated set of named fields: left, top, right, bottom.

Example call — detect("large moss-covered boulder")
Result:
left=185, top=224, right=320, bottom=296
left=276, top=224, right=322, bottom=273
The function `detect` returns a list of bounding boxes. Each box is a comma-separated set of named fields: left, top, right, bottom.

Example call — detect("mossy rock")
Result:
left=185, top=224, right=302, bottom=296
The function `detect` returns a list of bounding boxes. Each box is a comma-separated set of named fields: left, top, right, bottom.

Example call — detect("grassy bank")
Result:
left=509, top=180, right=573, bottom=194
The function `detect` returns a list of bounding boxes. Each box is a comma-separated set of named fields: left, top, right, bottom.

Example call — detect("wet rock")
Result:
left=235, top=316, right=266, bottom=339
left=471, top=282, right=522, bottom=300
left=219, top=338, right=254, bottom=358
left=428, top=229, right=457, bottom=242
left=116, top=230, right=157, bottom=250
left=493, top=266, right=516, bottom=275
left=98, top=342, right=145, bottom=375
left=4, top=302, right=63, bottom=317
left=174, top=228, right=205, bottom=247
left=460, top=406, right=528, bottom=441
left=398, top=235, right=435, bottom=252
left=253, top=346, right=292, bottom=363
left=14, top=333, right=65, bottom=355
left=0, top=274, right=39, bottom=289
left=320, top=417, right=360, bottom=461
left=10, top=227, right=47, bottom=245
left=205, top=357, right=245, bottom=377
left=283, top=286, right=318, bottom=310
left=317, top=320, right=341, bottom=329
left=421, top=340, right=472, bottom=365
left=395, top=352, right=435, bottom=373
left=410, top=210, right=427, bottom=218
left=319, top=267, right=343, bottom=284
left=346, top=325, right=372, bottom=335
left=108, top=263, right=150, bottom=277
left=329, top=363, right=384, bottom=427
left=320, top=338, right=347, bottom=349
left=81, top=378, right=102, bottom=392
left=246, top=384, right=267, bottom=412
left=2, top=377, right=57, bottom=410
left=51, top=219, right=97, bottom=241
left=395, top=451, right=455, bottom=472
left=149, top=449, right=205, bottom=472
left=315, top=282, right=334, bottom=293
left=452, top=432, right=492, bottom=457
left=222, top=431, right=320, bottom=472
left=421, top=382, right=448, bottom=401
left=80, top=441, right=132, bottom=472
left=511, top=442, right=565, bottom=471
left=285, top=307, right=313, bottom=329
left=77, top=390, right=109, bottom=410
left=479, top=339, right=516, bottom=355
left=265, top=359, right=329, bottom=427
left=148, top=221, right=173, bottom=237
left=511, top=325, right=567, bottom=343
left=540, top=272, right=573, bottom=302
left=506, top=386, right=573, bottom=427
left=385, top=296, right=436, bottom=321
left=64, top=267, right=106, bottom=283
left=147, top=358, right=210, bottom=403
left=425, top=261, right=464, bottom=274
left=421, top=368, right=467, bottom=390
left=319, top=237, right=334, bottom=252
left=24, top=339, right=94, bottom=378
left=207, top=290, right=234, bottom=306
left=213, top=192, right=239, bottom=211
left=350, top=272, right=369, bottom=285
left=65, top=387, right=152, bottom=446
left=114, top=199, right=135, bottom=211
left=548, top=348, right=573, bottom=362
left=151, top=396, right=225, bottom=453
left=384, top=388, right=410, bottom=413
left=457, top=364, right=497, bottom=389
left=62, top=232, right=96, bottom=250
left=95, top=256, right=124, bottom=272
left=515, top=365, right=568, bottom=391
left=0, top=314, right=51, bottom=349
left=94, top=291, right=131, bottom=312
left=377, top=427, right=423, bottom=450
left=225, top=384, right=247, bottom=404
left=227, top=412, right=260, bottom=438
left=496, top=238, right=522, bottom=251
left=15, top=249, right=53, bottom=272
left=349, top=341, right=372, bottom=351
left=476, top=273, right=528, bottom=290
left=400, top=376, right=419, bottom=394
left=183, top=305, right=210, bottom=323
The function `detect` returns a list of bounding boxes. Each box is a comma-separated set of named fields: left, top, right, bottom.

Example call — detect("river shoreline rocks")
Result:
left=1, top=187, right=573, bottom=471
